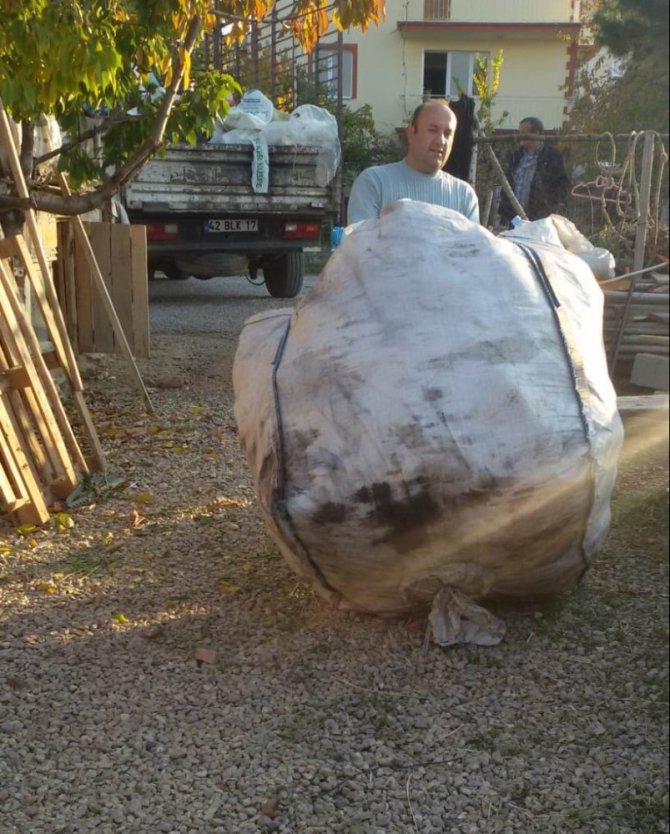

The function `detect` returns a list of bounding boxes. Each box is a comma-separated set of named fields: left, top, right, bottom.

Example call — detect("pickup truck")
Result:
left=122, top=141, right=340, bottom=297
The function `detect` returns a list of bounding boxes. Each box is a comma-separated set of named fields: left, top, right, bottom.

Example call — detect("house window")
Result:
left=315, top=46, right=356, bottom=99
left=423, top=0, right=451, bottom=20
left=423, top=51, right=488, bottom=98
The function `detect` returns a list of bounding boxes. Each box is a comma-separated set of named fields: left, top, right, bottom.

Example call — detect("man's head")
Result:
left=518, top=117, right=544, bottom=154
left=405, top=99, right=457, bottom=174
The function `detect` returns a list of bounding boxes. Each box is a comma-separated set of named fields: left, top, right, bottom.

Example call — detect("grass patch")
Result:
left=559, top=788, right=669, bottom=833
left=610, top=484, right=669, bottom=555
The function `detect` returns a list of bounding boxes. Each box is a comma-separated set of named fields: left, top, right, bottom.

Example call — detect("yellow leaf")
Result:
left=113, top=612, right=128, bottom=624
left=217, top=579, right=240, bottom=594
left=170, top=446, right=187, bottom=454
left=27, top=538, right=38, bottom=549
left=132, top=493, right=154, bottom=504
left=0, top=545, right=12, bottom=555
left=53, top=512, right=75, bottom=529
left=187, top=404, right=204, bottom=414
left=35, top=580, right=57, bottom=594
left=224, top=521, right=239, bottom=531
left=17, top=524, right=37, bottom=537
left=181, top=47, right=191, bottom=91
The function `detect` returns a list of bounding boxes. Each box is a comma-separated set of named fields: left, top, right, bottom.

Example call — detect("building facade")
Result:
left=316, top=0, right=582, bottom=135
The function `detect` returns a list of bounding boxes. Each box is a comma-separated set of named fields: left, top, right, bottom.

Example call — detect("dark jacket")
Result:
left=499, top=143, right=570, bottom=224
left=444, top=93, right=476, bottom=183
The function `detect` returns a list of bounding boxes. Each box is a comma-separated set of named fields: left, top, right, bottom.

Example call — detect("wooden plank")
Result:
left=0, top=415, right=26, bottom=506
left=617, top=394, right=669, bottom=414
left=8, top=388, right=52, bottom=483
left=0, top=303, right=68, bottom=481
left=73, top=220, right=95, bottom=353
left=0, top=453, right=21, bottom=511
left=57, top=220, right=79, bottom=347
left=72, top=389, right=107, bottom=472
left=88, top=223, right=115, bottom=353
left=0, top=258, right=82, bottom=488
left=0, top=365, right=30, bottom=391
left=0, top=395, right=50, bottom=524
left=0, top=101, right=84, bottom=392
left=0, top=256, right=88, bottom=474
left=6, top=237, right=104, bottom=476
left=0, top=326, right=51, bottom=481
left=130, top=225, right=150, bottom=358
left=110, top=223, right=134, bottom=352
left=58, top=176, right=154, bottom=414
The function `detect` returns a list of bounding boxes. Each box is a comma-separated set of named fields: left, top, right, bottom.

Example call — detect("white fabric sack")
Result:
left=288, top=105, right=341, bottom=186
left=233, top=199, right=623, bottom=617
left=223, top=89, right=274, bottom=131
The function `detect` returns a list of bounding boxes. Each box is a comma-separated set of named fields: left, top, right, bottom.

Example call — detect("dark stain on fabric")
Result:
left=447, top=245, right=480, bottom=259
left=423, top=386, right=443, bottom=403
left=355, top=479, right=440, bottom=533
left=290, top=428, right=321, bottom=452
left=311, top=501, right=349, bottom=525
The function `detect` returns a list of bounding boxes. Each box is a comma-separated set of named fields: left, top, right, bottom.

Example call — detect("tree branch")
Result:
left=34, top=114, right=137, bottom=166
left=20, top=119, right=33, bottom=178
left=0, top=15, right=204, bottom=218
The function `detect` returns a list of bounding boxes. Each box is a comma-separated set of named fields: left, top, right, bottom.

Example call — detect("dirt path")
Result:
left=0, top=276, right=668, bottom=834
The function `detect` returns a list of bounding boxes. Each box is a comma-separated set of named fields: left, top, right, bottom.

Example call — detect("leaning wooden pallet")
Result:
left=0, top=100, right=107, bottom=473
left=0, top=100, right=108, bottom=526
left=0, top=386, right=50, bottom=526
left=0, top=258, right=84, bottom=522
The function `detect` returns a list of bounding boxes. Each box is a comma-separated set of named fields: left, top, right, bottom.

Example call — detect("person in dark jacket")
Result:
left=498, top=117, right=570, bottom=226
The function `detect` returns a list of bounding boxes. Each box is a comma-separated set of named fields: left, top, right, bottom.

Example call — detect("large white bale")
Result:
left=233, top=200, right=623, bottom=617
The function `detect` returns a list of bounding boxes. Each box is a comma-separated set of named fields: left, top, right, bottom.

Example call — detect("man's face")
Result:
left=406, top=103, right=457, bottom=174
left=519, top=120, right=540, bottom=153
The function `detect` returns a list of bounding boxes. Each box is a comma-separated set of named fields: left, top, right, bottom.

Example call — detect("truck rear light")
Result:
left=146, top=222, right=179, bottom=241
left=282, top=221, right=320, bottom=241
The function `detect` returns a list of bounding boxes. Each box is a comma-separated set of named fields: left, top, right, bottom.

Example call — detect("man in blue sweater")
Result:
left=347, top=99, right=480, bottom=225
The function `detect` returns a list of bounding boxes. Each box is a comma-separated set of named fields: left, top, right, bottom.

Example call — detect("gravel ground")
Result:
left=1, top=274, right=668, bottom=834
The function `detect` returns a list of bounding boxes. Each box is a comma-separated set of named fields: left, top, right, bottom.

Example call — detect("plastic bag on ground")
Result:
left=233, top=199, right=623, bottom=635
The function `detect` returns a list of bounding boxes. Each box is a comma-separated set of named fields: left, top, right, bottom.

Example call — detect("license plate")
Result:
left=203, top=218, right=258, bottom=233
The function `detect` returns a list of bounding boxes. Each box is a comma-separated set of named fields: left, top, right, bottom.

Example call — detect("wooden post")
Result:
left=633, top=132, right=655, bottom=272
left=480, top=136, right=528, bottom=222
left=481, top=190, right=494, bottom=228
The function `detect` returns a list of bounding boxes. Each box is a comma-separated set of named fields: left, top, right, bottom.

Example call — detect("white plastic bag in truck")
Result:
left=233, top=200, right=623, bottom=639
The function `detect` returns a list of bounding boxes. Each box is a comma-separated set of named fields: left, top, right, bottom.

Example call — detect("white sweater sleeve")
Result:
left=347, top=169, right=382, bottom=224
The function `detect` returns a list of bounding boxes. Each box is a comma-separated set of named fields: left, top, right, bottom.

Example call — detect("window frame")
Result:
left=313, top=43, right=358, bottom=100
left=422, top=49, right=489, bottom=99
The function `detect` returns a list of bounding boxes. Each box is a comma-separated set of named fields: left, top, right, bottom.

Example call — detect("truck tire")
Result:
left=262, top=252, right=304, bottom=298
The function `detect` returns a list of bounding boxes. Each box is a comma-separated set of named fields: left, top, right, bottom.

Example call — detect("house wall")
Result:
left=445, top=0, right=578, bottom=23
left=340, top=0, right=577, bottom=134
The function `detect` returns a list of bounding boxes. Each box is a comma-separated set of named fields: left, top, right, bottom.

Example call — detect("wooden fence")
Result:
left=55, top=221, right=150, bottom=358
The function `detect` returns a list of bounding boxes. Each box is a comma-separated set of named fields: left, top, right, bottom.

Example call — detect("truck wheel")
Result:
left=165, top=268, right=189, bottom=281
left=158, top=259, right=188, bottom=281
left=262, top=252, right=304, bottom=298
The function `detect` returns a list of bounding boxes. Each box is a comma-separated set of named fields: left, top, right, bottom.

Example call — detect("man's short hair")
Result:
left=520, top=116, right=544, bottom=133
left=411, top=98, right=452, bottom=127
